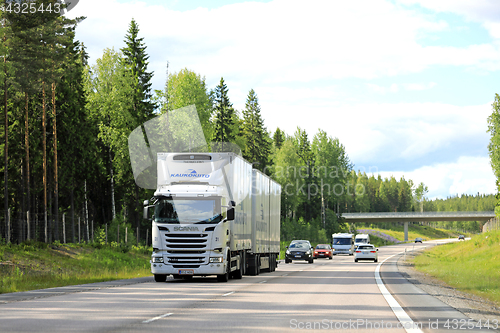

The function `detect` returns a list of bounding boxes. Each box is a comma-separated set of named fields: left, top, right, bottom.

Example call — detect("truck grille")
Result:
left=164, top=233, right=210, bottom=264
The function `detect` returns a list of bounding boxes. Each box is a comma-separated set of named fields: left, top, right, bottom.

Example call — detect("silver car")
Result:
left=354, top=244, right=378, bottom=262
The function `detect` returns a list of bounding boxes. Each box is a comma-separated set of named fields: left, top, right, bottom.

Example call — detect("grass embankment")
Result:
left=412, top=230, right=500, bottom=306
left=0, top=241, right=151, bottom=294
left=357, top=224, right=462, bottom=247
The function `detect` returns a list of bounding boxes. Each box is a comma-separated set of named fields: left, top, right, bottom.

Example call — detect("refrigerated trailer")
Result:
left=145, top=152, right=281, bottom=282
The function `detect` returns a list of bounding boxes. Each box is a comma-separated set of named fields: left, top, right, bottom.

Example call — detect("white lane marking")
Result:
left=142, top=313, right=173, bottom=324
left=259, top=280, right=267, bottom=284
left=222, top=291, right=235, bottom=297
left=375, top=253, right=424, bottom=333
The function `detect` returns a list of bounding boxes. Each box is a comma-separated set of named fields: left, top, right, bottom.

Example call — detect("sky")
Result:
left=66, top=0, right=500, bottom=200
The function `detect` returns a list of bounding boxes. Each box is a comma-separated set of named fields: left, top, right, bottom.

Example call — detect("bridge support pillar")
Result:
left=404, top=221, right=408, bottom=242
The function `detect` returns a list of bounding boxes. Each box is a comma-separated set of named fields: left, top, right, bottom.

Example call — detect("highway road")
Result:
left=0, top=240, right=494, bottom=332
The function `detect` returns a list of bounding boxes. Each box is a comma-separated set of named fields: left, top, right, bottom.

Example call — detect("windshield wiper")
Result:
left=195, top=214, right=223, bottom=224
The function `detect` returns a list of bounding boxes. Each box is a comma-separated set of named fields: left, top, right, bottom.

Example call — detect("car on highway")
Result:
left=285, top=240, right=314, bottom=264
left=354, top=244, right=378, bottom=262
left=458, top=235, right=465, bottom=240
left=313, top=244, right=333, bottom=259
left=415, top=237, right=423, bottom=243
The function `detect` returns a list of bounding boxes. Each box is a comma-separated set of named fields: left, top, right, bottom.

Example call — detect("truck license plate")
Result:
left=178, top=269, right=194, bottom=275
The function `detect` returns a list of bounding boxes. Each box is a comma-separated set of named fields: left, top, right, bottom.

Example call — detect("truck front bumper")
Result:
left=151, top=262, right=226, bottom=276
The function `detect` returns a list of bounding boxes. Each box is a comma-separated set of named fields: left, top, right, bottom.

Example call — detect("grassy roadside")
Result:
left=412, top=230, right=500, bottom=306
left=357, top=224, right=462, bottom=247
left=0, top=241, right=152, bottom=294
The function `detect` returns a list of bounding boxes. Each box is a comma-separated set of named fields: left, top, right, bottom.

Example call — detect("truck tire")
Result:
left=248, top=255, right=259, bottom=275
left=217, top=252, right=230, bottom=282
left=154, top=274, right=167, bottom=282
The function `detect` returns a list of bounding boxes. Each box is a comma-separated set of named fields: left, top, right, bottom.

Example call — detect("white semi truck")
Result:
left=144, top=152, right=281, bottom=282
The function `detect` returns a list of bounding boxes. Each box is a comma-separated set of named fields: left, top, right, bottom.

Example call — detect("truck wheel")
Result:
left=154, top=274, right=167, bottom=282
left=217, top=252, right=230, bottom=282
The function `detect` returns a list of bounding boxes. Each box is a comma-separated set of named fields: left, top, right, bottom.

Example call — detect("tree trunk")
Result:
left=52, top=82, right=59, bottom=240
left=71, top=185, right=75, bottom=243
left=3, top=42, right=8, bottom=242
left=25, top=92, right=30, bottom=220
left=42, top=80, right=47, bottom=242
left=109, top=150, right=116, bottom=220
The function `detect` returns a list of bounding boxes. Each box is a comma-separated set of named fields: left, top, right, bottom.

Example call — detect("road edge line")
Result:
left=375, top=253, right=424, bottom=333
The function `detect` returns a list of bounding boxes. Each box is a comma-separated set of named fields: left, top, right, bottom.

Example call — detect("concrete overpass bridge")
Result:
left=342, top=211, right=496, bottom=241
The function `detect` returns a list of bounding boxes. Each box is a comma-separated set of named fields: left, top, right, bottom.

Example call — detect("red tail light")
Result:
left=355, top=251, right=361, bottom=253
left=370, top=251, right=376, bottom=253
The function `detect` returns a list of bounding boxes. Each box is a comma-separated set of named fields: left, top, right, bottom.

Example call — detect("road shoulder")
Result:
left=397, top=250, right=500, bottom=325
left=0, top=276, right=153, bottom=304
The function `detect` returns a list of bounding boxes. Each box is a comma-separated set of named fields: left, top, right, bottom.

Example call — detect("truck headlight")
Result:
left=152, top=257, right=164, bottom=263
left=209, top=257, right=223, bottom=263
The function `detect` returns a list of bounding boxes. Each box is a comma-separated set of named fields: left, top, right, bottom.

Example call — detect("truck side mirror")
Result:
left=143, top=206, right=150, bottom=220
left=227, top=208, right=235, bottom=221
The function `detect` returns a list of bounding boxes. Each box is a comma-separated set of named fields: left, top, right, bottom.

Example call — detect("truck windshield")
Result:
left=333, top=238, right=351, bottom=245
left=154, top=197, right=221, bottom=224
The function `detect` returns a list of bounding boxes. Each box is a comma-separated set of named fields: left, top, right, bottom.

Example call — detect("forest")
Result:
left=1, top=3, right=496, bottom=245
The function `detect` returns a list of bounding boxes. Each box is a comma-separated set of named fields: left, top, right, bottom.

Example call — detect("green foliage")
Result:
left=158, top=68, right=213, bottom=142
left=0, top=242, right=151, bottom=294
left=413, top=230, right=500, bottom=305
left=211, top=77, right=237, bottom=150
left=241, top=89, right=272, bottom=172
left=121, top=19, right=156, bottom=123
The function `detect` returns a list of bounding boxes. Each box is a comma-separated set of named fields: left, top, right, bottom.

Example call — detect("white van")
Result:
left=332, top=233, right=355, bottom=255
left=354, top=234, right=370, bottom=248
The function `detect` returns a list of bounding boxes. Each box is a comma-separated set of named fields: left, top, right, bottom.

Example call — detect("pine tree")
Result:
left=121, top=18, right=155, bottom=124
left=273, top=128, right=285, bottom=150
left=241, top=89, right=270, bottom=171
left=211, top=77, right=236, bottom=152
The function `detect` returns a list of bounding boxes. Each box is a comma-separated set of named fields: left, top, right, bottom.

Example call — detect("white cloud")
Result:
left=66, top=0, right=498, bottom=200
left=68, top=0, right=500, bottom=93
left=367, top=82, right=437, bottom=94
left=376, top=156, right=496, bottom=199
left=260, top=101, right=491, bottom=167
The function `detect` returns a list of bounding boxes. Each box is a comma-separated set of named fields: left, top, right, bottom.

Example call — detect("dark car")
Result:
left=314, top=244, right=333, bottom=259
left=458, top=235, right=465, bottom=240
left=415, top=237, right=423, bottom=243
left=285, top=240, right=314, bottom=264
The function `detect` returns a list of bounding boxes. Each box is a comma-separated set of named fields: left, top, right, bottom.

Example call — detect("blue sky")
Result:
left=67, top=0, right=500, bottom=199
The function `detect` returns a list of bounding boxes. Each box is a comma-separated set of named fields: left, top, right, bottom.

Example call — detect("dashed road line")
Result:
left=142, top=313, right=173, bottom=324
